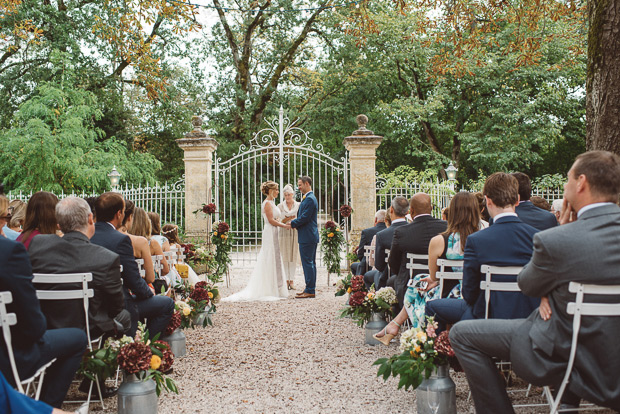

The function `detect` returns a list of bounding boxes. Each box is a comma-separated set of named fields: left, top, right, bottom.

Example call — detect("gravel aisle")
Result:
left=87, top=267, right=612, bottom=414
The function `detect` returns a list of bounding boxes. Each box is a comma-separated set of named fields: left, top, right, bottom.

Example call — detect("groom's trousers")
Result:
left=298, top=242, right=317, bottom=294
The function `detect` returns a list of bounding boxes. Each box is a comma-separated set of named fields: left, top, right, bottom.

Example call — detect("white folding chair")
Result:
left=435, top=258, right=463, bottom=296
left=0, top=291, right=56, bottom=400
left=406, top=253, right=429, bottom=282
left=32, top=273, right=106, bottom=410
left=546, top=281, right=620, bottom=414
left=164, top=250, right=176, bottom=268
left=135, top=258, right=146, bottom=277
left=152, top=255, right=164, bottom=277
left=362, top=245, right=374, bottom=273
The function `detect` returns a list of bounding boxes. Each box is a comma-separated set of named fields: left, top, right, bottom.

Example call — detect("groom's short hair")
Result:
left=299, top=176, right=312, bottom=186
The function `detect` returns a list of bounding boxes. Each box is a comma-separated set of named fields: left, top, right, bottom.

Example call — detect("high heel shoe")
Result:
left=373, top=320, right=401, bottom=346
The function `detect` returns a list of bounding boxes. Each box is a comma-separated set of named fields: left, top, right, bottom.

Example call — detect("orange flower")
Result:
left=328, top=233, right=334, bottom=238
left=213, top=231, right=218, bottom=236
left=150, top=355, right=162, bottom=370
left=207, top=292, right=214, bottom=299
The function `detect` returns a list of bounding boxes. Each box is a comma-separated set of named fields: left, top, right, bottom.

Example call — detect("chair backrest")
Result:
left=406, top=253, right=429, bottom=280
left=163, top=250, right=176, bottom=267
left=479, top=265, right=523, bottom=319
left=175, top=246, right=186, bottom=263
left=551, top=282, right=620, bottom=413
left=0, top=291, right=23, bottom=393
left=152, top=255, right=164, bottom=276
left=32, top=273, right=94, bottom=346
left=363, top=245, right=373, bottom=273
left=135, top=258, right=146, bottom=277
left=436, top=259, right=464, bottom=296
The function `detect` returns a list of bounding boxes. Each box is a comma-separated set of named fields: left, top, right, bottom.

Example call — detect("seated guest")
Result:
left=0, top=195, right=10, bottom=238
left=3, top=200, right=26, bottom=240
left=0, top=370, right=74, bottom=414
left=0, top=236, right=87, bottom=408
left=551, top=198, right=563, bottom=223
left=148, top=212, right=171, bottom=252
left=84, top=196, right=98, bottom=220
left=530, top=195, right=551, bottom=211
left=162, top=224, right=182, bottom=249
left=388, top=193, right=447, bottom=309
left=17, top=191, right=59, bottom=249
left=364, top=198, right=409, bottom=290
left=374, top=191, right=482, bottom=343
left=129, top=208, right=170, bottom=277
left=426, top=173, right=540, bottom=332
left=90, top=192, right=174, bottom=337
left=118, top=201, right=156, bottom=285
left=367, top=213, right=391, bottom=269
left=28, top=197, right=131, bottom=337
left=351, top=209, right=387, bottom=276
left=474, top=191, right=490, bottom=223
left=450, top=151, right=620, bottom=413
left=490, top=172, right=557, bottom=231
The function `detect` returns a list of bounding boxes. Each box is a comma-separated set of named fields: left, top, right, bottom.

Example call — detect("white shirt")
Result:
left=493, top=212, right=518, bottom=221
left=413, top=214, right=431, bottom=220
left=577, top=202, right=615, bottom=218
left=391, top=218, right=407, bottom=224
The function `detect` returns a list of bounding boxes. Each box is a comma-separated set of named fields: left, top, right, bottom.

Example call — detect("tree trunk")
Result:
left=586, top=0, right=620, bottom=153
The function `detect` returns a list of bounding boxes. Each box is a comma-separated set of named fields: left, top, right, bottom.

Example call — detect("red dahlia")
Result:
left=154, top=340, right=175, bottom=371
left=165, top=310, right=182, bottom=335
left=217, top=222, right=230, bottom=234
left=349, top=291, right=366, bottom=307
left=350, top=275, right=365, bottom=292
left=190, top=287, right=210, bottom=303
left=202, top=203, right=217, bottom=214
left=117, top=342, right=152, bottom=374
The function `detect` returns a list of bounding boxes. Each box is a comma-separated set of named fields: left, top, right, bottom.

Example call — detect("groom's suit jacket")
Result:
left=291, top=191, right=319, bottom=244
left=512, top=204, right=620, bottom=410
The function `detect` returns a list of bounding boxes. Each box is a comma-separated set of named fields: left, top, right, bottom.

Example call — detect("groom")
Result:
left=286, top=176, right=319, bottom=299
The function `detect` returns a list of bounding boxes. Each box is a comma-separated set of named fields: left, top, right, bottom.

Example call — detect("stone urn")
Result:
left=160, top=329, right=186, bottom=358
left=117, top=372, right=157, bottom=414
left=364, top=312, right=388, bottom=345
left=415, top=364, right=457, bottom=414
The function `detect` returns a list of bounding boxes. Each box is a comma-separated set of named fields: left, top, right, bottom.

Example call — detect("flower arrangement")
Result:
left=80, top=324, right=178, bottom=396
left=193, top=202, right=217, bottom=215
left=373, top=317, right=460, bottom=390
left=169, top=281, right=219, bottom=329
left=320, top=220, right=346, bottom=274
left=211, top=221, right=233, bottom=282
left=334, top=273, right=353, bottom=296
left=339, top=277, right=397, bottom=327
left=339, top=204, right=353, bottom=218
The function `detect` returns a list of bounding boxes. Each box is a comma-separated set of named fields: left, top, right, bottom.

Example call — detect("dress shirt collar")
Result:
left=391, top=218, right=406, bottom=224
left=493, top=212, right=518, bottom=221
left=412, top=214, right=431, bottom=220
left=577, top=202, right=615, bottom=218
left=106, top=222, right=117, bottom=230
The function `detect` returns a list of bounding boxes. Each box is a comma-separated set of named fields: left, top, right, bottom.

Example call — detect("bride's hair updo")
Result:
left=261, top=181, right=278, bottom=196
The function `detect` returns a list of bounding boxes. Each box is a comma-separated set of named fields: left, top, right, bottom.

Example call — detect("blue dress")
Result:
left=0, top=371, right=53, bottom=414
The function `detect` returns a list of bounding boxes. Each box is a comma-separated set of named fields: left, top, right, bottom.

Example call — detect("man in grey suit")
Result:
left=29, top=197, right=130, bottom=337
left=450, top=151, right=620, bottom=413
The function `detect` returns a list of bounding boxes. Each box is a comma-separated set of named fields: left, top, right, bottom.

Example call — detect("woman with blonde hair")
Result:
left=118, top=201, right=156, bottom=285
left=223, top=180, right=288, bottom=301
left=128, top=207, right=170, bottom=277
left=277, top=184, right=300, bottom=290
left=148, top=211, right=171, bottom=252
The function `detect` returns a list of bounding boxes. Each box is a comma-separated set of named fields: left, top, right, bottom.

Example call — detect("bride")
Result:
left=222, top=181, right=289, bottom=301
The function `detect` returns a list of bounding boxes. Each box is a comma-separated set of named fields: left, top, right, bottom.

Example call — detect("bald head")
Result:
left=410, top=193, right=432, bottom=216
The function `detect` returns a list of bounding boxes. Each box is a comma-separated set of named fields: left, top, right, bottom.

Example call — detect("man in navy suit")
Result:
left=351, top=209, right=387, bottom=276
left=489, top=172, right=557, bottom=231
left=90, top=192, right=174, bottom=336
left=363, top=200, right=408, bottom=290
left=288, top=176, right=319, bottom=298
left=0, top=236, right=87, bottom=408
left=426, top=173, right=540, bottom=331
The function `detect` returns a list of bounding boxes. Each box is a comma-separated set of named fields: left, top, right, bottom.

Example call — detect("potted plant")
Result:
left=374, top=318, right=460, bottom=413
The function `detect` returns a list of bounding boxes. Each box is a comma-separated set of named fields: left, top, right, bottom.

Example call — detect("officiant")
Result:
left=278, top=184, right=300, bottom=290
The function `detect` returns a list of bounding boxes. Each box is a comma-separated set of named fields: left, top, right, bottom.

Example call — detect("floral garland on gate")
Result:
left=211, top=221, right=233, bottom=280
left=320, top=220, right=346, bottom=275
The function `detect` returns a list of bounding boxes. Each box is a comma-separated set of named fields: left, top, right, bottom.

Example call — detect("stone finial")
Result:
left=184, top=115, right=207, bottom=138
left=352, top=114, right=373, bottom=135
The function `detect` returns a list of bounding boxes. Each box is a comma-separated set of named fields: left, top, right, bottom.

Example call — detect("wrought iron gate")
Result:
left=213, top=107, right=349, bottom=267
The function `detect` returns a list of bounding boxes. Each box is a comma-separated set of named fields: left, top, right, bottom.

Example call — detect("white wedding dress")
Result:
left=222, top=199, right=288, bottom=301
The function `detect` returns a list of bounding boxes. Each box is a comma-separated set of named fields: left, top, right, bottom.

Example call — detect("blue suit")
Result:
left=290, top=191, right=319, bottom=294
left=426, top=215, right=541, bottom=330
left=90, top=222, right=174, bottom=336
left=0, top=237, right=87, bottom=408
left=489, top=201, right=558, bottom=231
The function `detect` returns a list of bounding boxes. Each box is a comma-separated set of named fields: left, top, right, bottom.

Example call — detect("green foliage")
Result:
left=320, top=220, right=346, bottom=274
left=211, top=223, right=234, bottom=281
left=334, top=273, right=353, bottom=297
left=0, top=80, right=161, bottom=193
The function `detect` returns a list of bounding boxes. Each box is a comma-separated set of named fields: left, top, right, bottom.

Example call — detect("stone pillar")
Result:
left=343, top=115, right=383, bottom=249
left=176, top=116, right=219, bottom=239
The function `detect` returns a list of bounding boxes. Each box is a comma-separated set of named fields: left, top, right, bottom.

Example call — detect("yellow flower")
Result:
left=328, top=232, right=334, bottom=238
left=347, top=287, right=352, bottom=293
left=213, top=231, right=218, bottom=236
left=367, top=292, right=375, bottom=300
left=182, top=307, right=191, bottom=316
left=208, top=292, right=214, bottom=299
left=416, top=331, right=427, bottom=342
left=336, top=228, right=341, bottom=232
left=415, top=345, right=422, bottom=353
left=150, top=355, right=162, bottom=370
left=410, top=350, right=416, bottom=356
left=221, top=234, right=226, bottom=239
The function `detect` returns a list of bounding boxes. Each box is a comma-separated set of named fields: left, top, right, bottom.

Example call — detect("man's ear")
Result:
left=88, top=213, right=94, bottom=225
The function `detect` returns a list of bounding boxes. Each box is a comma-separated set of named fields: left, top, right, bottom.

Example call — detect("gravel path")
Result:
left=85, top=267, right=612, bottom=414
